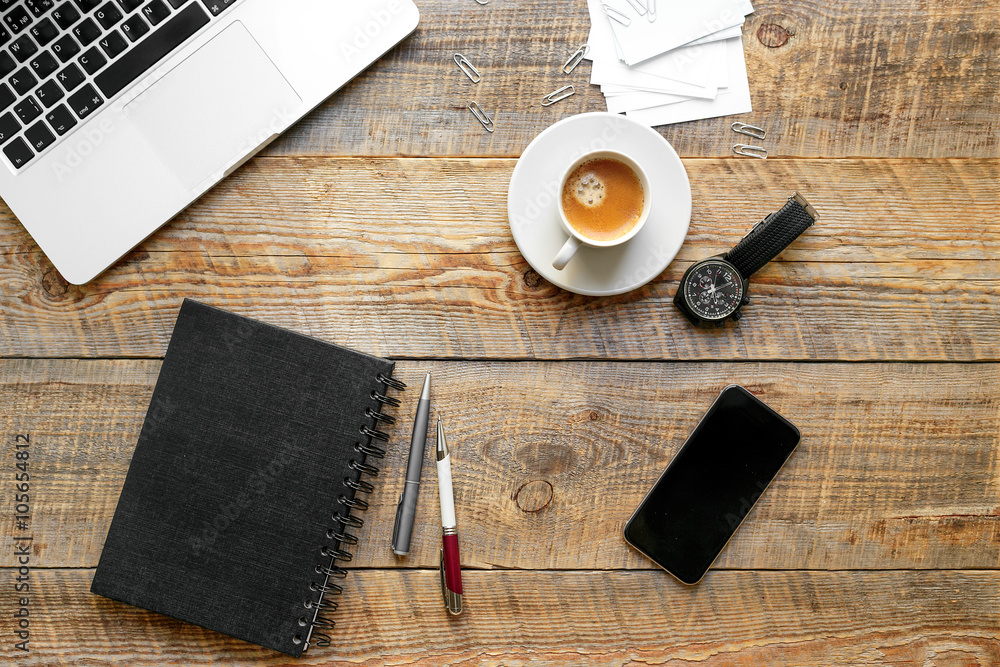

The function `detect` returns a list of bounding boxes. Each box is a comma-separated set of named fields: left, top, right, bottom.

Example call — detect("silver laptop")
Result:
left=0, top=0, right=419, bottom=284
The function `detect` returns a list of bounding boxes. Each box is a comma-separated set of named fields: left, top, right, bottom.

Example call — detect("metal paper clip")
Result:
left=731, top=122, right=766, bottom=140
left=562, top=44, right=589, bottom=74
left=601, top=4, right=631, bottom=26
left=647, top=0, right=656, bottom=22
left=733, top=144, right=768, bottom=159
left=468, top=102, right=495, bottom=132
left=624, top=0, right=646, bottom=16
left=541, top=85, right=575, bottom=107
left=454, top=53, right=482, bottom=83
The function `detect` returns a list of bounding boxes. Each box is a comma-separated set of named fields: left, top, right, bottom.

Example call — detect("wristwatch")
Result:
left=674, top=193, right=818, bottom=326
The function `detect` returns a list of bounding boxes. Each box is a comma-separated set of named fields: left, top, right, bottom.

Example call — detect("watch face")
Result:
left=682, top=260, right=745, bottom=320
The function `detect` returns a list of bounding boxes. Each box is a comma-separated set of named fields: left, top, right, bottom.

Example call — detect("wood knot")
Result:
left=756, top=23, right=791, bottom=48
left=589, top=410, right=600, bottom=421
left=522, top=268, right=542, bottom=289
left=41, top=269, right=69, bottom=297
left=513, top=480, right=554, bottom=513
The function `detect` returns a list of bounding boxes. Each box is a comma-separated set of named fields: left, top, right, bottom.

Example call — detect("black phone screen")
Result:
left=623, top=385, right=800, bottom=584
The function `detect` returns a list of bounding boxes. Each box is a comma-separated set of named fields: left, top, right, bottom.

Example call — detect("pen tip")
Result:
left=436, top=418, right=449, bottom=459
left=420, top=373, right=431, bottom=400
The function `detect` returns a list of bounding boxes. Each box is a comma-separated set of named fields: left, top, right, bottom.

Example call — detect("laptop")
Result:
left=0, top=0, right=419, bottom=284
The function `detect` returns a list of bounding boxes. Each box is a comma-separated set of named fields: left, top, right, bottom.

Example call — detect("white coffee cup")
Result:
left=552, top=150, right=652, bottom=271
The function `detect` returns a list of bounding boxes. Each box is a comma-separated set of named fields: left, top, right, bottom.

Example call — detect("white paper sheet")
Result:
left=603, top=0, right=752, bottom=65
left=683, top=24, right=743, bottom=46
left=601, top=82, right=714, bottom=95
left=586, top=0, right=727, bottom=92
left=624, top=37, right=751, bottom=126
left=604, top=90, right=692, bottom=113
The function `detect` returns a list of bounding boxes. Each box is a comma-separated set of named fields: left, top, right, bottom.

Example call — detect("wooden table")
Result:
left=2, top=0, right=998, bottom=664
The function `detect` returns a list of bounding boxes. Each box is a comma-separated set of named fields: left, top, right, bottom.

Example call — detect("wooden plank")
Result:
left=1, top=569, right=997, bottom=665
left=261, top=0, right=1000, bottom=158
left=1, top=157, right=997, bottom=360
left=3, top=359, right=998, bottom=570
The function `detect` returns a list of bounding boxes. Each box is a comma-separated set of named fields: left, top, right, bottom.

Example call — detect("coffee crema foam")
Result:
left=561, top=158, right=644, bottom=242
left=567, top=172, right=607, bottom=208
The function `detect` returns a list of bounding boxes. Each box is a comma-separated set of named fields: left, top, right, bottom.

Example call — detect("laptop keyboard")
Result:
left=0, top=0, right=240, bottom=171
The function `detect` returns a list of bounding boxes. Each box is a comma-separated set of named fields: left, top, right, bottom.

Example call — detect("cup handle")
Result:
left=552, top=235, right=582, bottom=270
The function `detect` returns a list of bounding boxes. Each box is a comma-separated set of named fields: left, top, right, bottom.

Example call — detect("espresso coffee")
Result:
left=561, top=158, right=644, bottom=242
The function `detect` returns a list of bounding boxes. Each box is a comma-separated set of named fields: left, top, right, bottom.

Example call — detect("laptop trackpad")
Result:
left=124, top=22, right=301, bottom=191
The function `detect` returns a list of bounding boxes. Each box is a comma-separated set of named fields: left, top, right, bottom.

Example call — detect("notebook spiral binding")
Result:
left=297, top=372, right=407, bottom=650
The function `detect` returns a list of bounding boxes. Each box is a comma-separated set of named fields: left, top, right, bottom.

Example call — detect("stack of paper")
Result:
left=585, top=0, right=754, bottom=126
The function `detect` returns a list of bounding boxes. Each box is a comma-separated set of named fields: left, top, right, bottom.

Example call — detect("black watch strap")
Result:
left=724, top=193, right=818, bottom=280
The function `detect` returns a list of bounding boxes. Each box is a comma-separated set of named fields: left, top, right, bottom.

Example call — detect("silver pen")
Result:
left=391, top=372, right=431, bottom=556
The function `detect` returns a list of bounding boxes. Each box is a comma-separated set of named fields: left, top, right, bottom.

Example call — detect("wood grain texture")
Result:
left=3, top=359, right=998, bottom=571
left=1, top=157, right=997, bottom=360
left=260, top=0, right=1000, bottom=158
left=1, top=569, right=997, bottom=665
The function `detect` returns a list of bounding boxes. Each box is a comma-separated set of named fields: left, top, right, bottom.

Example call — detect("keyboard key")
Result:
left=73, top=18, right=102, bottom=46
left=117, top=0, right=144, bottom=10
left=15, top=96, right=42, bottom=123
left=167, top=0, right=189, bottom=7
left=3, top=136, right=33, bottom=168
left=0, top=52, right=14, bottom=77
left=25, top=119, right=55, bottom=151
left=27, top=0, right=57, bottom=17
left=10, top=66, right=37, bottom=95
left=201, top=0, right=236, bottom=16
left=142, top=0, right=170, bottom=26
left=36, top=79, right=64, bottom=106
left=0, top=110, right=19, bottom=142
left=96, top=4, right=207, bottom=97
left=67, top=82, right=102, bottom=118
left=4, top=7, right=33, bottom=35
left=74, top=0, right=103, bottom=11
left=0, top=25, right=9, bottom=47
left=30, top=51, right=59, bottom=79
left=95, top=2, right=124, bottom=30
left=52, top=34, right=80, bottom=62
left=30, top=18, right=59, bottom=46
left=52, top=2, right=82, bottom=30
left=78, top=46, right=106, bottom=74
left=10, top=35, right=39, bottom=63
left=0, top=82, right=12, bottom=109
left=99, top=29, right=128, bottom=58
left=121, top=14, right=149, bottom=42
left=56, top=62, right=84, bottom=90
left=0, top=0, right=17, bottom=9
left=46, top=102, right=77, bottom=134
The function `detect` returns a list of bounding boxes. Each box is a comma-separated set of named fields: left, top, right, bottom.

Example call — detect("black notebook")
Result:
left=91, top=299, right=404, bottom=657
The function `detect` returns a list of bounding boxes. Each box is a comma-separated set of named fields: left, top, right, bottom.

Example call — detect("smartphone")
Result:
left=623, top=384, right=800, bottom=584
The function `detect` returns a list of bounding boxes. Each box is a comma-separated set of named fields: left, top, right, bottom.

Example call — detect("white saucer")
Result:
left=507, top=113, right=691, bottom=296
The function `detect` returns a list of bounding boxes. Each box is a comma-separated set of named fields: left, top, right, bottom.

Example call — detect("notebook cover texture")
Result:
left=91, top=299, right=397, bottom=657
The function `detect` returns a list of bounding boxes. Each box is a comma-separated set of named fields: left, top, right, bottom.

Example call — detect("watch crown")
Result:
left=731, top=311, right=742, bottom=321
left=742, top=296, right=750, bottom=305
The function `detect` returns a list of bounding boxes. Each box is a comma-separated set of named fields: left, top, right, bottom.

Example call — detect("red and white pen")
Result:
left=436, top=417, right=463, bottom=615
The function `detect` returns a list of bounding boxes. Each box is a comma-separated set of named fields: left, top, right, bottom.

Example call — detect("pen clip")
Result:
left=439, top=546, right=463, bottom=615
left=439, top=547, right=447, bottom=603
left=391, top=494, right=404, bottom=550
